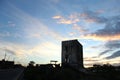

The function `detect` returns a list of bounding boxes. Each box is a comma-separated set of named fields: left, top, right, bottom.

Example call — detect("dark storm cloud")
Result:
left=106, top=50, right=120, bottom=59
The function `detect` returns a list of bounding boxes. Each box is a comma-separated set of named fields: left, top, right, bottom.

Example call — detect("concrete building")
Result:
left=62, top=39, right=83, bottom=69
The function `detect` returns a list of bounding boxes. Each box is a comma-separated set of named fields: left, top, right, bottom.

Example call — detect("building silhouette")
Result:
left=62, top=39, right=83, bottom=69
left=0, top=59, right=14, bottom=69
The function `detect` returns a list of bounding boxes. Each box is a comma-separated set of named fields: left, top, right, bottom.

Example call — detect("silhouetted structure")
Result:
left=24, top=40, right=120, bottom=80
left=62, top=39, right=83, bottom=69
left=0, top=59, right=14, bottom=69
left=50, top=60, right=58, bottom=65
left=0, top=54, right=23, bottom=69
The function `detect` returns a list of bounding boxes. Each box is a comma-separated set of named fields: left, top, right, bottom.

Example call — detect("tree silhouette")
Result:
left=28, top=61, right=35, bottom=67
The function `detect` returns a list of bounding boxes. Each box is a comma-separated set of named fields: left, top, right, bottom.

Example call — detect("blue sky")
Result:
left=0, top=0, right=120, bottom=67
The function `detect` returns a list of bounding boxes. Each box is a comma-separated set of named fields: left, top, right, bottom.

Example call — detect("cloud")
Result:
left=84, top=55, right=120, bottom=67
left=0, top=42, right=31, bottom=65
left=0, top=2, right=69, bottom=65
left=69, top=32, right=76, bottom=36
left=100, top=40, right=120, bottom=54
left=99, top=40, right=120, bottom=59
left=84, top=57, right=99, bottom=62
left=53, top=14, right=80, bottom=24
left=106, top=50, right=120, bottom=59
left=53, top=10, right=107, bottom=24
left=84, top=34, right=120, bottom=41
left=58, top=19, right=79, bottom=24
left=0, top=43, right=27, bottom=56
left=80, top=10, right=107, bottom=23
left=0, top=32, right=10, bottom=37
left=84, top=15, right=120, bottom=41
left=99, top=50, right=113, bottom=56
left=8, top=21, right=16, bottom=27
left=5, top=48, right=16, bottom=55
left=50, top=0, right=60, bottom=4
left=52, top=15, right=62, bottom=19
left=72, top=24, right=88, bottom=33
left=24, top=41, right=61, bottom=64
left=0, top=38, right=61, bottom=65
left=84, top=57, right=103, bottom=67
left=84, top=40, right=120, bottom=66
left=105, top=40, right=120, bottom=49
left=28, top=42, right=60, bottom=57
left=54, top=11, right=119, bottom=42
left=4, top=2, right=65, bottom=41
left=0, top=48, right=16, bottom=55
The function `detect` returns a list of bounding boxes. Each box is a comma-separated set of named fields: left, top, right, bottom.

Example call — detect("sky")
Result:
left=0, top=0, right=120, bottom=67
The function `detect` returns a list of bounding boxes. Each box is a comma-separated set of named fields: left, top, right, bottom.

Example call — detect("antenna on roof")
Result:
left=4, top=50, right=6, bottom=61
left=7, top=55, right=10, bottom=61
left=13, top=57, right=15, bottom=62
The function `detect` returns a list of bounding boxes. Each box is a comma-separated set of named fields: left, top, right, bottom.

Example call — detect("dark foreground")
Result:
left=0, top=64, right=120, bottom=80
left=24, top=64, right=120, bottom=80
left=0, top=68, right=24, bottom=80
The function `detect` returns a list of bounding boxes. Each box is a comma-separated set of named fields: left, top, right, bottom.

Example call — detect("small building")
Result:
left=0, top=59, right=14, bottom=69
left=61, top=39, right=84, bottom=69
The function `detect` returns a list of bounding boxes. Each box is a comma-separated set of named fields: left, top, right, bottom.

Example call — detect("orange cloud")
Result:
left=84, top=56, right=120, bottom=67
left=73, top=24, right=87, bottom=33
left=83, top=34, right=120, bottom=41
left=69, top=32, right=76, bottom=36
left=53, top=15, right=80, bottom=24
left=52, top=15, right=62, bottom=19
left=58, top=18, right=79, bottom=24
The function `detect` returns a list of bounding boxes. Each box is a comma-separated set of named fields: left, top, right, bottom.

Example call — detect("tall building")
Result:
left=62, top=39, right=83, bottom=69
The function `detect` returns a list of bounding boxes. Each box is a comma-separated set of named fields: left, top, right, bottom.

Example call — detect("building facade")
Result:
left=62, top=39, right=83, bottom=68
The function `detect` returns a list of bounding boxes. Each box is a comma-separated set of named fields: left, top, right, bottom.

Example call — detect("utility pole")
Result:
left=4, top=50, right=6, bottom=61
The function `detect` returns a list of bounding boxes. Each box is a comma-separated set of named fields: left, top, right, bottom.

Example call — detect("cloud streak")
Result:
left=99, top=40, right=120, bottom=59
left=0, top=32, right=10, bottom=37
left=80, top=10, right=107, bottom=23
left=53, top=15, right=80, bottom=24
left=0, top=40, right=61, bottom=65
left=3, top=2, right=66, bottom=41
left=0, top=47, right=16, bottom=55
left=106, top=50, right=120, bottom=59
left=72, top=24, right=88, bottom=33
left=4, top=48, right=16, bottom=55
left=99, top=50, right=113, bottom=56
left=53, top=10, right=107, bottom=25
